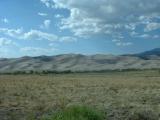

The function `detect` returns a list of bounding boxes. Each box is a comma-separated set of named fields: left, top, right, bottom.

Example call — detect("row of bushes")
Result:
left=0, top=70, right=73, bottom=75
left=0, top=69, right=160, bottom=75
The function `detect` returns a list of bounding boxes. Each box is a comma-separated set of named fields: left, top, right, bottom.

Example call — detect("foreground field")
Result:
left=0, top=70, right=160, bottom=120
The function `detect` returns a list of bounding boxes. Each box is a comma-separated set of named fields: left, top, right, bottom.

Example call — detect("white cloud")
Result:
left=0, top=28, right=58, bottom=41
left=144, top=22, right=160, bottom=32
left=40, top=0, right=54, bottom=8
left=54, top=14, right=63, bottom=18
left=23, top=30, right=58, bottom=41
left=59, top=36, right=77, bottom=42
left=0, top=28, right=23, bottom=38
left=21, top=47, right=49, bottom=52
left=112, top=39, right=133, bottom=47
left=139, top=34, right=150, bottom=38
left=130, top=32, right=159, bottom=39
left=112, top=39, right=121, bottom=42
left=130, top=31, right=139, bottom=37
left=39, top=0, right=160, bottom=40
left=0, top=38, right=12, bottom=46
left=1, top=18, right=9, bottom=23
left=40, top=19, right=51, bottom=29
left=0, top=27, right=78, bottom=43
left=44, top=20, right=51, bottom=28
left=116, top=42, right=133, bottom=47
left=125, top=24, right=136, bottom=30
left=0, top=37, right=19, bottom=48
left=38, top=12, right=48, bottom=16
left=60, top=17, right=103, bottom=37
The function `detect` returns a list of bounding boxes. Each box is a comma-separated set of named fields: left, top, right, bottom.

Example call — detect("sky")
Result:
left=0, top=0, right=160, bottom=58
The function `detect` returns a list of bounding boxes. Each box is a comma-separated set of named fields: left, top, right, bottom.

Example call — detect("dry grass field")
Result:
left=0, top=70, right=160, bottom=120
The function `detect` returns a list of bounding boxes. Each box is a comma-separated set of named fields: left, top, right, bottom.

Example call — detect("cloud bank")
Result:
left=40, top=0, right=160, bottom=39
left=0, top=28, right=77, bottom=43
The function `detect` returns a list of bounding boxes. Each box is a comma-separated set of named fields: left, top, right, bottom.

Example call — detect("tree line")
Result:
left=0, top=68, right=160, bottom=75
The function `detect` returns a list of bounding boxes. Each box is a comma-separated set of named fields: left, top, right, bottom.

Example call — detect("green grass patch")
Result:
left=43, top=105, right=104, bottom=120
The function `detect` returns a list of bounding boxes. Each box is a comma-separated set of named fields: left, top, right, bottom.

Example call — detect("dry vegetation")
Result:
left=0, top=70, right=160, bottom=120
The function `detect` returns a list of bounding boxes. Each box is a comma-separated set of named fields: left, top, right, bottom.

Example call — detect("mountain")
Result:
left=0, top=48, right=160, bottom=73
left=135, top=48, right=160, bottom=59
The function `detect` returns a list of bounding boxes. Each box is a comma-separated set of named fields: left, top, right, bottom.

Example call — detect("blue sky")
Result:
left=0, top=0, right=160, bottom=58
